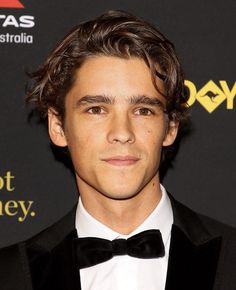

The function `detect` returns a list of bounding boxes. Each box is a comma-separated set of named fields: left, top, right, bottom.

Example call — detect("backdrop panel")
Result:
left=0, top=0, right=235, bottom=247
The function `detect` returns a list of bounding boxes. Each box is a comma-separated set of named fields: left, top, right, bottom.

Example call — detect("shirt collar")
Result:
left=76, top=184, right=173, bottom=249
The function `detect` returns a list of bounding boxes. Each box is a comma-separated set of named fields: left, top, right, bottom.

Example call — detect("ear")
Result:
left=48, top=109, right=68, bottom=147
left=162, top=120, right=179, bottom=146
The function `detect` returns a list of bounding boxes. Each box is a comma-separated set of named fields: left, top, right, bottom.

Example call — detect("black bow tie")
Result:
left=73, top=229, right=165, bottom=269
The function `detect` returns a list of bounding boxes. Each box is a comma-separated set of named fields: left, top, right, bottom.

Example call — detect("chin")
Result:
left=102, top=193, right=139, bottom=201
left=99, top=185, right=143, bottom=201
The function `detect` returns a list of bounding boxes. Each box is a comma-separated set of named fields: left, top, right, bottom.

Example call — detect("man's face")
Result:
left=48, top=56, right=178, bottom=201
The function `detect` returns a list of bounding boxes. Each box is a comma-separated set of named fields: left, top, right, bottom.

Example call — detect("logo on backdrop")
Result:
left=0, top=0, right=24, bottom=8
left=0, top=171, right=36, bottom=222
left=185, top=80, right=236, bottom=113
left=0, top=1, right=35, bottom=44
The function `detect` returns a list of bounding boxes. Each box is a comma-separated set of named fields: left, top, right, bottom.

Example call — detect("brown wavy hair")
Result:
left=26, top=10, right=189, bottom=164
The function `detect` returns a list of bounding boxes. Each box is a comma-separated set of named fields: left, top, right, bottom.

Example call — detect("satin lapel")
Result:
left=165, top=225, right=221, bottom=290
left=27, top=204, right=81, bottom=290
left=165, top=196, right=222, bottom=290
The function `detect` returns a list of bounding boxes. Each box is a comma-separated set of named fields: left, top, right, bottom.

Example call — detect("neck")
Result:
left=78, top=176, right=162, bottom=235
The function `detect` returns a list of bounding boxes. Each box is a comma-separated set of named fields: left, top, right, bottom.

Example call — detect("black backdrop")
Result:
left=0, top=0, right=235, bottom=247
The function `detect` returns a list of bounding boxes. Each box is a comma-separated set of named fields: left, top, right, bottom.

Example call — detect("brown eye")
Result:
left=87, top=106, right=104, bottom=114
left=135, top=108, right=153, bottom=116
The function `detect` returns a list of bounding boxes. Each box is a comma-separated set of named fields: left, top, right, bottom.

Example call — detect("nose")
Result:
left=107, top=112, right=135, bottom=144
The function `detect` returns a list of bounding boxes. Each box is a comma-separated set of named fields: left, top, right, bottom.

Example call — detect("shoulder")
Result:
left=197, top=211, right=236, bottom=237
left=170, top=194, right=236, bottom=265
left=167, top=194, right=236, bottom=288
left=169, top=193, right=236, bottom=248
left=0, top=203, right=77, bottom=252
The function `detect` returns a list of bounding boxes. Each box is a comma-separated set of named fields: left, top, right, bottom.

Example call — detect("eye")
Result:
left=134, top=107, right=154, bottom=116
left=87, top=106, right=105, bottom=114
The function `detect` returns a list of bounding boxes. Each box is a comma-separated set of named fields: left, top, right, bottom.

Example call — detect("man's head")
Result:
left=27, top=10, right=188, bottom=201
left=27, top=10, right=188, bottom=126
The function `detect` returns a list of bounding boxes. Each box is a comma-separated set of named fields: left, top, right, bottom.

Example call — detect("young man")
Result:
left=1, top=10, right=236, bottom=290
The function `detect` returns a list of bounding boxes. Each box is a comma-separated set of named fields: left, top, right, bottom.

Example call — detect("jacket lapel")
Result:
left=25, top=196, right=223, bottom=290
left=165, top=196, right=222, bottom=290
left=27, top=204, right=81, bottom=290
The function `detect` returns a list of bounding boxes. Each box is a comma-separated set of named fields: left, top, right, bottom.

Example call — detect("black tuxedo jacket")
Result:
left=1, top=195, right=236, bottom=290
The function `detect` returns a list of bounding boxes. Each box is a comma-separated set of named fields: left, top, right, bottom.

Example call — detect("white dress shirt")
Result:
left=75, top=185, right=173, bottom=290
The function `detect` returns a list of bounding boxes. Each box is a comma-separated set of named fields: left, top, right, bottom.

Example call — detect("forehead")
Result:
left=67, top=56, right=165, bottom=102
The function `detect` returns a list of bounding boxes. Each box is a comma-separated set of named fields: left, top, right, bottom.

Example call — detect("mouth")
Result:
left=102, top=155, right=140, bottom=166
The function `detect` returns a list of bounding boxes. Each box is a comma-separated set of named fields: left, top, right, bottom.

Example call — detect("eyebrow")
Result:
left=130, top=95, right=165, bottom=109
left=76, top=94, right=165, bottom=110
left=76, top=95, right=115, bottom=106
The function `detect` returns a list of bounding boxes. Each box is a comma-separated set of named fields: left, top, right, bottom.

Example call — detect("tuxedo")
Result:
left=1, top=195, right=236, bottom=290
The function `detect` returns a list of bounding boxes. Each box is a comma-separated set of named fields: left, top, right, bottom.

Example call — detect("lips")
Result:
left=102, top=155, right=140, bottom=166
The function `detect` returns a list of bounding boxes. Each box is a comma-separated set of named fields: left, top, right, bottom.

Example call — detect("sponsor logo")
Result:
left=0, top=32, right=32, bottom=43
left=0, top=0, right=24, bottom=8
left=185, top=80, right=236, bottom=113
left=0, top=170, right=36, bottom=222
left=0, top=15, right=34, bottom=28
left=0, top=1, right=35, bottom=44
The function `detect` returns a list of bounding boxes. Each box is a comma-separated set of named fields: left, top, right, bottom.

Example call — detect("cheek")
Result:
left=65, top=122, right=105, bottom=163
left=142, top=125, right=166, bottom=145
left=139, top=126, right=166, bottom=166
left=65, top=118, right=92, bottom=146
